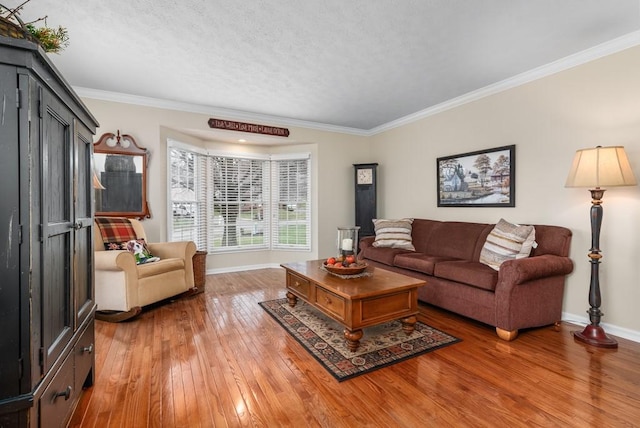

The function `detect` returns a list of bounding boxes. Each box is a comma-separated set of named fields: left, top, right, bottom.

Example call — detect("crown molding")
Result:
left=369, top=30, right=640, bottom=135
left=76, top=30, right=640, bottom=138
left=73, top=87, right=370, bottom=137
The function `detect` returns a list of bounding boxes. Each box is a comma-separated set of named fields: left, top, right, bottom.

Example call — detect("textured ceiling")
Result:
left=10, top=0, right=640, bottom=132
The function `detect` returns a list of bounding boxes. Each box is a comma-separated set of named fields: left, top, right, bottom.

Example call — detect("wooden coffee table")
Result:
left=280, top=260, right=426, bottom=352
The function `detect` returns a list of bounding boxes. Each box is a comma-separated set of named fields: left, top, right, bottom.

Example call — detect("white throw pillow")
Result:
left=372, top=218, right=415, bottom=251
left=479, top=219, right=536, bottom=270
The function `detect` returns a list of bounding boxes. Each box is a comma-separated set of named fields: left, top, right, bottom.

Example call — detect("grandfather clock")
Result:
left=353, top=163, right=378, bottom=238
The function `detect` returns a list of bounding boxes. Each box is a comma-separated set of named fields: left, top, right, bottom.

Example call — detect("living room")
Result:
left=3, top=1, right=640, bottom=426
left=82, top=23, right=640, bottom=428
left=82, top=40, right=640, bottom=343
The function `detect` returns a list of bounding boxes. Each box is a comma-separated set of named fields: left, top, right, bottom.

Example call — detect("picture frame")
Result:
left=437, top=145, right=515, bottom=207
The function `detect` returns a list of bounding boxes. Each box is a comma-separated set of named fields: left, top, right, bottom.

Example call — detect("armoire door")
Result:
left=73, top=120, right=95, bottom=326
left=0, top=64, right=21, bottom=402
left=40, top=88, right=75, bottom=374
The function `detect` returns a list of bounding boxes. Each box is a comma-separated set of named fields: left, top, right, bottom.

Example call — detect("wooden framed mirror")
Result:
left=94, top=130, right=150, bottom=219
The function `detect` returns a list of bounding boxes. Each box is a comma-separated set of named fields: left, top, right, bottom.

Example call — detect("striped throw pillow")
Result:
left=479, top=218, right=536, bottom=271
left=372, top=218, right=415, bottom=251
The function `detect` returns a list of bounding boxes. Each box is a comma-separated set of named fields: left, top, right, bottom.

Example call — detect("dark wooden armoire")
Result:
left=0, top=34, right=99, bottom=426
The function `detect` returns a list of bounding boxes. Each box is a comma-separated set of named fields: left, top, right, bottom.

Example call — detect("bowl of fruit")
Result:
left=323, top=255, right=368, bottom=275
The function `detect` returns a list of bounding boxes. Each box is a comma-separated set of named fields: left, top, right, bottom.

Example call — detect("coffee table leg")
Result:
left=344, top=329, right=363, bottom=352
left=286, top=291, right=298, bottom=307
left=401, top=316, right=417, bottom=335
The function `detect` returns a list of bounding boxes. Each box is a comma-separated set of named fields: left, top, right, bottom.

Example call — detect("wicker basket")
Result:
left=0, top=15, right=37, bottom=43
left=192, top=250, right=208, bottom=290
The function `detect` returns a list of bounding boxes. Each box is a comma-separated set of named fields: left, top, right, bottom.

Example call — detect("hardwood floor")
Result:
left=70, top=268, right=640, bottom=427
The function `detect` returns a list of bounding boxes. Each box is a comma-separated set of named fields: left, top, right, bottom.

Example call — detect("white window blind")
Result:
left=270, top=155, right=311, bottom=250
left=169, top=146, right=208, bottom=250
left=168, top=142, right=309, bottom=253
left=210, top=155, right=269, bottom=251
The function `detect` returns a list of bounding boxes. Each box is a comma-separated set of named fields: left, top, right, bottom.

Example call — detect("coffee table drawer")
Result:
left=287, top=272, right=311, bottom=299
left=315, top=288, right=346, bottom=321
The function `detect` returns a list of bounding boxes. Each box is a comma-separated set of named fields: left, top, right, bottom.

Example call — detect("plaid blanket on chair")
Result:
left=95, top=217, right=138, bottom=244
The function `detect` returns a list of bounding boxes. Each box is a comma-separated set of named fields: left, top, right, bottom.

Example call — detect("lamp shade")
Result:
left=565, top=146, right=637, bottom=188
left=92, top=170, right=106, bottom=190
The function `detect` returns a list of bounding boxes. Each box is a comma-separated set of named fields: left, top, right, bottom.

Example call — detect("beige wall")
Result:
left=370, top=45, right=640, bottom=335
left=83, top=44, right=640, bottom=337
left=84, top=99, right=371, bottom=270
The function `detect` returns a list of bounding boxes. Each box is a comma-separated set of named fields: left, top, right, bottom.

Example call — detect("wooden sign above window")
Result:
left=208, top=118, right=289, bottom=137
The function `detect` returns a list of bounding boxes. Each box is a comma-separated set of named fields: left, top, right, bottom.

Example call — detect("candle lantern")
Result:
left=337, top=226, right=360, bottom=258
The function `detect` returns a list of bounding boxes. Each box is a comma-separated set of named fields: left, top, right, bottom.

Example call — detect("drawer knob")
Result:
left=325, top=297, right=332, bottom=305
left=294, top=281, right=300, bottom=287
left=54, top=386, right=72, bottom=401
left=81, top=344, right=94, bottom=354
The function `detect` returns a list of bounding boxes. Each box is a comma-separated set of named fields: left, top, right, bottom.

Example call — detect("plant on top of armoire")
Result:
left=0, top=0, right=68, bottom=53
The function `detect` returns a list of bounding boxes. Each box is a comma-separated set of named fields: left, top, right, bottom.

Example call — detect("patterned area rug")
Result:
left=259, top=298, right=461, bottom=381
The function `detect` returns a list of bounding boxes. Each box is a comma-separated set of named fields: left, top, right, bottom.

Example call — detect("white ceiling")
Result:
left=11, top=0, right=640, bottom=135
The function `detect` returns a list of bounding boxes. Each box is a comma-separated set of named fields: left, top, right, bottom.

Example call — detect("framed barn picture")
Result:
left=437, top=145, right=515, bottom=207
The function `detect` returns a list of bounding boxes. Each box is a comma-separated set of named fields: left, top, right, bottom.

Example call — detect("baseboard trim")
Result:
left=206, top=263, right=281, bottom=275
left=562, top=311, right=640, bottom=344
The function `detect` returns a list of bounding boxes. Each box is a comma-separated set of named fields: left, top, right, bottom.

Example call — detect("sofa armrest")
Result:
left=94, top=250, right=140, bottom=311
left=148, top=241, right=197, bottom=261
left=358, top=236, right=375, bottom=259
left=95, top=250, right=138, bottom=272
left=494, top=254, right=574, bottom=333
left=148, top=241, right=197, bottom=288
left=498, top=254, right=574, bottom=286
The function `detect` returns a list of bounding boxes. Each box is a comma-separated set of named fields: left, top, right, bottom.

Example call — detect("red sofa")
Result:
left=358, top=219, right=574, bottom=341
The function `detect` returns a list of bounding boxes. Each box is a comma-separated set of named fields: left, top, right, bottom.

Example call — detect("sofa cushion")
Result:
left=408, top=219, right=440, bottom=253
left=361, top=245, right=412, bottom=266
left=95, top=217, right=138, bottom=244
left=479, top=219, right=536, bottom=270
left=137, top=258, right=185, bottom=279
left=372, top=218, right=415, bottom=250
left=424, top=222, right=490, bottom=261
left=394, top=253, right=460, bottom=275
left=529, top=224, right=572, bottom=257
left=433, top=260, right=499, bottom=291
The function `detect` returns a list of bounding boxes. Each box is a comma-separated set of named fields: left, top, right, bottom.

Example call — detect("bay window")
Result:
left=168, top=141, right=310, bottom=253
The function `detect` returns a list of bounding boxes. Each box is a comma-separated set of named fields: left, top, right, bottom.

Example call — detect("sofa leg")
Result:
left=95, top=306, right=142, bottom=322
left=496, top=327, right=518, bottom=341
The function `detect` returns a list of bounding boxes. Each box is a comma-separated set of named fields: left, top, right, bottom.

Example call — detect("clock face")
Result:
left=357, top=168, right=373, bottom=185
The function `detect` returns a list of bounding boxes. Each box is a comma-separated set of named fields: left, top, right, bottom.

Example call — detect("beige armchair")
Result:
left=94, top=218, right=197, bottom=321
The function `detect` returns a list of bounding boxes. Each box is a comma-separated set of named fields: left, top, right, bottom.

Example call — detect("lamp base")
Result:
left=573, top=325, right=618, bottom=349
